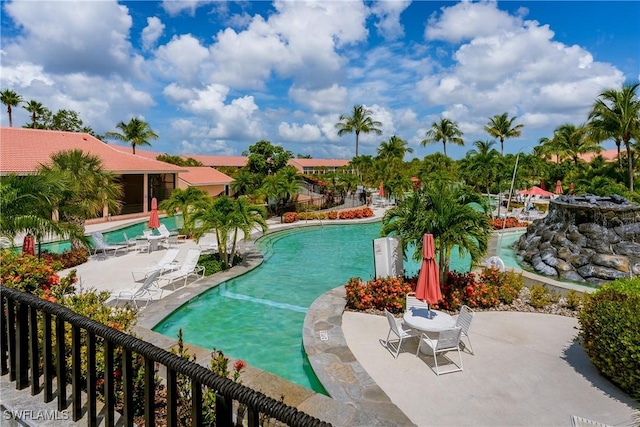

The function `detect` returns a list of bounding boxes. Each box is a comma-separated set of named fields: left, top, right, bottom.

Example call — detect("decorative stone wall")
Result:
left=516, top=195, right=640, bottom=286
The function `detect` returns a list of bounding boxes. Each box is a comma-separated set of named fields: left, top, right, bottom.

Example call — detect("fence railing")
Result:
left=0, top=286, right=331, bottom=427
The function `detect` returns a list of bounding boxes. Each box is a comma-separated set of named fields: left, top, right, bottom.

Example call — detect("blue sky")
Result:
left=1, top=0, right=638, bottom=160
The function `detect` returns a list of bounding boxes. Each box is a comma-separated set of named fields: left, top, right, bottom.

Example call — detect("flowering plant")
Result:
left=345, top=276, right=413, bottom=313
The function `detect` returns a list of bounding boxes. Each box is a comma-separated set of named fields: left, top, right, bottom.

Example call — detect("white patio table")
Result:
left=403, top=307, right=456, bottom=333
left=146, top=234, right=165, bottom=252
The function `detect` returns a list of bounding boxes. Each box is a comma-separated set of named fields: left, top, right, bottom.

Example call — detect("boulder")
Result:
left=577, top=264, right=627, bottom=281
left=578, top=223, right=607, bottom=237
left=540, top=250, right=558, bottom=267
left=613, top=241, right=640, bottom=258
left=559, top=270, right=584, bottom=282
left=591, top=254, right=629, bottom=273
left=533, top=259, right=557, bottom=276
left=555, top=259, right=574, bottom=272
left=556, top=247, right=574, bottom=261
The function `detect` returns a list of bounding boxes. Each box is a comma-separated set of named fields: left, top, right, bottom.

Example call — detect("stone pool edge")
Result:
left=135, top=218, right=410, bottom=426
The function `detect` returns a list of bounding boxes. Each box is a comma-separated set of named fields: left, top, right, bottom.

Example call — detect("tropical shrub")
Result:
left=41, top=247, right=90, bottom=268
left=0, top=250, right=65, bottom=295
left=327, top=211, right=338, bottom=219
left=578, top=278, right=640, bottom=396
left=282, top=212, right=298, bottom=223
left=491, top=217, right=527, bottom=229
left=344, top=276, right=412, bottom=314
left=563, top=289, right=585, bottom=310
left=198, top=253, right=242, bottom=276
left=528, top=285, right=560, bottom=308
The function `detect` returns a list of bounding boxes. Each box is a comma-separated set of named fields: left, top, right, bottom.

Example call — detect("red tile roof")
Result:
left=288, top=158, right=351, bottom=168
left=0, top=127, right=185, bottom=175
left=182, top=154, right=248, bottom=167
left=550, top=149, right=619, bottom=163
left=109, top=144, right=165, bottom=160
left=178, top=167, right=234, bottom=185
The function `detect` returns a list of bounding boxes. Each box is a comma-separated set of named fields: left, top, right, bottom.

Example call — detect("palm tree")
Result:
left=158, top=187, right=210, bottom=236
left=23, top=100, right=45, bottom=129
left=0, top=173, right=86, bottom=256
left=589, top=82, right=640, bottom=191
left=191, top=196, right=267, bottom=267
left=259, top=169, right=300, bottom=216
left=105, top=118, right=159, bottom=154
left=548, top=123, right=602, bottom=167
left=335, top=105, right=383, bottom=157
left=230, top=170, right=260, bottom=198
left=0, top=89, right=23, bottom=127
left=38, top=149, right=122, bottom=248
left=377, top=135, right=413, bottom=160
left=461, top=140, right=501, bottom=196
left=421, top=118, right=464, bottom=157
left=381, top=181, right=492, bottom=283
left=484, top=113, right=524, bottom=155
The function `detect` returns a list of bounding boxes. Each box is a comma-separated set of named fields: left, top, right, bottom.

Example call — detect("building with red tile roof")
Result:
left=287, top=158, right=352, bottom=174
left=177, top=167, right=234, bottom=197
left=0, top=127, right=185, bottom=220
left=550, top=149, right=619, bottom=164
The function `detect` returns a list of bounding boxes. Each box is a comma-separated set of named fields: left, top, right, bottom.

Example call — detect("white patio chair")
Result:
left=135, top=238, right=151, bottom=254
left=122, top=232, right=138, bottom=252
left=91, top=231, right=127, bottom=257
left=131, top=248, right=181, bottom=281
left=416, top=327, right=464, bottom=375
left=456, top=305, right=475, bottom=354
left=114, top=270, right=163, bottom=310
left=406, top=294, right=429, bottom=311
left=384, top=308, right=420, bottom=358
left=160, top=248, right=204, bottom=290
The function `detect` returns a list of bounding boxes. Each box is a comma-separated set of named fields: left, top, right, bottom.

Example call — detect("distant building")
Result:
left=181, top=154, right=248, bottom=168
left=287, top=158, right=352, bottom=174
left=0, top=127, right=187, bottom=222
left=177, top=167, right=233, bottom=197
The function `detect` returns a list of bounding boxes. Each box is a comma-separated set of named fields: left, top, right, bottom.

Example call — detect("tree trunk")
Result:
left=355, top=131, right=360, bottom=157
left=625, top=140, right=634, bottom=192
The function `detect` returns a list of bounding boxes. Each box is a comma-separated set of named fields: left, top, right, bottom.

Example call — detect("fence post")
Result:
left=15, top=302, right=29, bottom=390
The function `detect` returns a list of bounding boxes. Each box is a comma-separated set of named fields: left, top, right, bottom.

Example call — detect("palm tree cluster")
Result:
left=0, top=150, right=122, bottom=255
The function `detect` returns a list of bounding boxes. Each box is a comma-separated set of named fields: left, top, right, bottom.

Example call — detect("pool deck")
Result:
left=5, top=209, right=637, bottom=426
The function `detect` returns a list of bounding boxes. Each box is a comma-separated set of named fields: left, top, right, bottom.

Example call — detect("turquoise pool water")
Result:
left=152, top=222, right=475, bottom=393
left=34, top=217, right=180, bottom=254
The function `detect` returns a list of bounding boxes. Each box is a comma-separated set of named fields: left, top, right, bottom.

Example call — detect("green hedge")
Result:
left=578, top=277, right=640, bottom=396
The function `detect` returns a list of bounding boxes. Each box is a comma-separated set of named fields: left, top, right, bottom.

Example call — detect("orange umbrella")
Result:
left=148, top=197, right=160, bottom=229
left=378, top=181, right=384, bottom=198
left=415, top=234, right=441, bottom=309
left=517, top=186, right=555, bottom=197
left=22, top=235, right=35, bottom=256
left=555, top=180, right=563, bottom=194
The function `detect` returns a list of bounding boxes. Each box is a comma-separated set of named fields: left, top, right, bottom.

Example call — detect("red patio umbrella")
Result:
left=517, top=186, right=555, bottom=197
left=555, top=180, right=563, bottom=195
left=148, top=197, right=160, bottom=229
left=22, top=235, right=35, bottom=256
left=415, top=234, right=441, bottom=309
left=378, top=181, right=385, bottom=198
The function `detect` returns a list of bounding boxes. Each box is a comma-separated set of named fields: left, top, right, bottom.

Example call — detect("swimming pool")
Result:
left=152, top=222, right=475, bottom=393
left=35, top=216, right=180, bottom=254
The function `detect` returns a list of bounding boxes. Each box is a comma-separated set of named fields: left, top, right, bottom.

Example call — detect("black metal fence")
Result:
left=0, top=286, right=331, bottom=427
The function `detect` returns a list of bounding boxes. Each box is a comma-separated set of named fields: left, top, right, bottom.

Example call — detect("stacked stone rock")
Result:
left=516, top=195, right=640, bottom=285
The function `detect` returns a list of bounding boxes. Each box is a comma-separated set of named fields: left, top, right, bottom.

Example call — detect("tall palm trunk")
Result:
left=624, top=139, right=634, bottom=192
left=7, top=106, right=13, bottom=127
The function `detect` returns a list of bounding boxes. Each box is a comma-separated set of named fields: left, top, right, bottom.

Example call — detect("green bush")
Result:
left=198, top=253, right=242, bottom=276
left=563, top=289, right=585, bottom=310
left=578, top=277, right=640, bottom=396
left=528, top=285, right=560, bottom=308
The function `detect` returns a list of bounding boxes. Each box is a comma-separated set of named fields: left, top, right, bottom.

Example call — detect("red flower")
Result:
left=234, top=360, right=247, bottom=371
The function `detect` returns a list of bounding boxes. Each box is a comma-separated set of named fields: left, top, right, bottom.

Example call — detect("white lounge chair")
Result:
left=122, top=232, right=139, bottom=252
left=91, top=231, right=127, bottom=257
left=160, top=248, right=205, bottom=290
left=114, top=270, right=163, bottom=310
left=416, top=327, right=464, bottom=375
left=131, top=248, right=181, bottom=281
left=384, top=308, right=420, bottom=358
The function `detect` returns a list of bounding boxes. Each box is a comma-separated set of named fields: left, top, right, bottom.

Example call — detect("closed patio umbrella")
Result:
left=378, top=181, right=385, bottom=198
left=517, top=186, right=554, bottom=197
left=415, top=234, right=441, bottom=311
left=22, top=234, right=35, bottom=256
left=555, top=180, right=563, bottom=195
left=148, top=197, right=160, bottom=229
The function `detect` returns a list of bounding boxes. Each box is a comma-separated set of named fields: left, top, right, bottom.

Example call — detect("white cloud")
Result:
left=289, top=84, right=348, bottom=114
left=371, top=0, right=412, bottom=40
left=3, top=0, right=142, bottom=77
left=278, top=122, right=323, bottom=142
left=154, top=34, right=210, bottom=82
left=161, top=0, right=215, bottom=17
left=425, top=0, right=521, bottom=43
left=142, top=17, right=165, bottom=50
